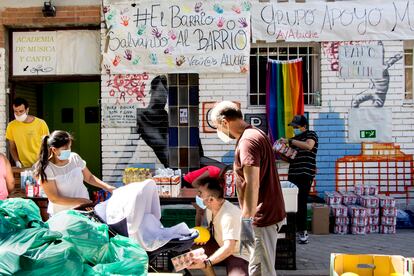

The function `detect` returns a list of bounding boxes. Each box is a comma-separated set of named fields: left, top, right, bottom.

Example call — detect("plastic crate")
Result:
left=277, top=238, right=296, bottom=254
left=330, top=253, right=407, bottom=276
left=276, top=253, right=296, bottom=270
left=149, top=252, right=171, bottom=272
left=161, top=206, right=196, bottom=228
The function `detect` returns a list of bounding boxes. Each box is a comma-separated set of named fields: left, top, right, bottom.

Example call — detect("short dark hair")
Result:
left=12, top=97, right=29, bottom=109
left=198, top=177, right=224, bottom=199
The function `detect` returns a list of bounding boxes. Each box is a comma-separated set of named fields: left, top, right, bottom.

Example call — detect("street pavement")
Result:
left=277, top=229, right=414, bottom=276
left=189, top=229, right=414, bottom=276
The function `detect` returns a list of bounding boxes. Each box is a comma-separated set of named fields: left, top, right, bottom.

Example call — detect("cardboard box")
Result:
left=330, top=253, right=407, bottom=276
left=312, top=203, right=330, bottom=235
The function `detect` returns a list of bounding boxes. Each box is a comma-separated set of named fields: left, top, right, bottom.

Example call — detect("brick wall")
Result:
left=0, top=4, right=100, bottom=154
left=316, top=40, right=414, bottom=206
left=0, top=6, right=101, bottom=48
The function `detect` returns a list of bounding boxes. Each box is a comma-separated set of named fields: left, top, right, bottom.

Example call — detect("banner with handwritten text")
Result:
left=252, top=0, right=414, bottom=42
left=102, top=0, right=251, bottom=74
left=12, top=30, right=100, bottom=76
left=13, top=32, right=57, bottom=75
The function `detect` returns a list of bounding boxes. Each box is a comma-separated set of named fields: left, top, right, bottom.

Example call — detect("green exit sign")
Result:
left=360, top=130, right=376, bottom=138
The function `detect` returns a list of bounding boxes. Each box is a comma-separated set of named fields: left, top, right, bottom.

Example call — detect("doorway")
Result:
left=12, top=82, right=101, bottom=177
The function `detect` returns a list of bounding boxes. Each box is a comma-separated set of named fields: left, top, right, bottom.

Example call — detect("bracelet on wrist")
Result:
left=204, top=259, right=212, bottom=268
left=288, top=139, right=293, bottom=146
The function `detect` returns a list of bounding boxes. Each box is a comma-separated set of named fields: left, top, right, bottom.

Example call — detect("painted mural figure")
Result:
left=136, top=75, right=169, bottom=167
left=351, top=42, right=403, bottom=108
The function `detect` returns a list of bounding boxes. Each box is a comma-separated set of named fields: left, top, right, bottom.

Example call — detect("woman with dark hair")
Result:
left=34, top=130, right=115, bottom=216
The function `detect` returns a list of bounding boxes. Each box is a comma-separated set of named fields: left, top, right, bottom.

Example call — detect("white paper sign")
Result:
left=102, top=104, right=138, bottom=127
left=252, top=0, right=414, bottom=42
left=102, top=0, right=250, bottom=74
left=339, top=45, right=384, bottom=79
left=13, top=30, right=100, bottom=76
left=348, top=108, right=392, bottom=143
left=13, top=31, right=57, bottom=75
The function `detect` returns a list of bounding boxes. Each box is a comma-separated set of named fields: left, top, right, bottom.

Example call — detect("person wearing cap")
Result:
left=210, top=101, right=286, bottom=276
left=280, top=115, right=318, bottom=244
left=186, top=173, right=249, bottom=276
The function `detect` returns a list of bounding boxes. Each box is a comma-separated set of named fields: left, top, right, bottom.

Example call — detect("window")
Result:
left=249, top=43, right=321, bottom=106
left=168, top=74, right=200, bottom=173
left=404, top=41, right=413, bottom=101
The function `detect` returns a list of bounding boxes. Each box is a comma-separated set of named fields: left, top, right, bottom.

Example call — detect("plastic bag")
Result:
left=0, top=227, right=62, bottom=275
left=84, top=235, right=148, bottom=276
left=46, top=210, right=111, bottom=265
left=0, top=198, right=42, bottom=237
left=15, top=240, right=84, bottom=276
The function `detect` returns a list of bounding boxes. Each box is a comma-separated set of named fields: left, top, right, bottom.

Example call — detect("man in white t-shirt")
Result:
left=188, top=176, right=249, bottom=276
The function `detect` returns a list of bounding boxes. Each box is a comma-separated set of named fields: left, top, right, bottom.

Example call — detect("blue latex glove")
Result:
left=240, top=217, right=255, bottom=254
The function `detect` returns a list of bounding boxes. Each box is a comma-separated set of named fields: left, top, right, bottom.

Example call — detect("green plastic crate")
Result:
left=161, top=205, right=196, bottom=228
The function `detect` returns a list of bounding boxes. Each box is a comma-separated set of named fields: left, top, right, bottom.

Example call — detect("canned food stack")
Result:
left=348, top=205, right=369, bottom=234
left=379, top=195, right=397, bottom=234
left=325, top=191, right=343, bottom=206
left=340, top=191, right=358, bottom=206
left=358, top=196, right=379, bottom=234
left=326, top=192, right=349, bottom=234
left=224, top=170, right=236, bottom=197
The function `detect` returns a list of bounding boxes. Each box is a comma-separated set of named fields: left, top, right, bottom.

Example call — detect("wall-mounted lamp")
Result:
left=42, top=1, right=56, bottom=17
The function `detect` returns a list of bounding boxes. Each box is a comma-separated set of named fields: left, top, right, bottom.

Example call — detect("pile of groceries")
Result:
left=327, top=184, right=397, bottom=235
left=122, top=167, right=237, bottom=198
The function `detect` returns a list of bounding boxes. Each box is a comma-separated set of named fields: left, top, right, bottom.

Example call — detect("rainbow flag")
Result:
left=266, top=58, right=304, bottom=143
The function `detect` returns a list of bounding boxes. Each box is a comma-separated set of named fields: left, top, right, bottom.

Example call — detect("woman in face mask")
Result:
left=34, top=130, right=115, bottom=216
left=279, top=115, right=318, bottom=245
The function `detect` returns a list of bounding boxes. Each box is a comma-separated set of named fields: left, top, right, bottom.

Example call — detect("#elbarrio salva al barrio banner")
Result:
left=102, top=0, right=251, bottom=74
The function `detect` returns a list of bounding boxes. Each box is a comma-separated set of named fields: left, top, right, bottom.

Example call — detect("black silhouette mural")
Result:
left=136, top=75, right=169, bottom=167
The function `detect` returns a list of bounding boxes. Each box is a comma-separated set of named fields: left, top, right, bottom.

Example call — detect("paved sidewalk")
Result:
left=277, top=229, right=414, bottom=276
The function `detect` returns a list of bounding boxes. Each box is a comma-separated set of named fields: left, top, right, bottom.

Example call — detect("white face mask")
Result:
left=217, top=129, right=233, bottom=143
left=15, top=113, right=28, bottom=122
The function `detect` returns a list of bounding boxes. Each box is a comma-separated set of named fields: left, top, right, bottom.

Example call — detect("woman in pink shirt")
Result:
left=0, top=153, right=15, bottom=200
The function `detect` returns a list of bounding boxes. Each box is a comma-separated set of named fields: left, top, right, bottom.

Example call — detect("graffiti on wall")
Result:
left=336, top=143, right=414, bottom=206
left=136, top=75, right=169, bottom=167
left=106, top=73, right=152, bottom=105
left=322, top=41, right=376, bottom=72
left=351, top=42, right=403, bottom=108
left=323, top=41, right=403, bottom=108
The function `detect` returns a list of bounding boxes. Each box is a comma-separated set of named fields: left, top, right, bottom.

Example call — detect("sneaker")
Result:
left=298, top=231, right=309, bottom=244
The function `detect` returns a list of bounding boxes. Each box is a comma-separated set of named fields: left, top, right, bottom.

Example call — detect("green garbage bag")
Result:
left=0, top=227, right=62, bottom=275
left=15, top=240, right=84, bottom=276
left=0, top=198, right=42, bottom=237
left=46, top=210, right=111, bottom=265
left=84, top=235, right=148, bottom=276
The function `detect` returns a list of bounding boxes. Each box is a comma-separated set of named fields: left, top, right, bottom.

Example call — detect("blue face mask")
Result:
left=57, top=149, right=71, bottom=160
left=195, top=195, right=207, bottom=209
left=293, top=128, right=303, bottom=136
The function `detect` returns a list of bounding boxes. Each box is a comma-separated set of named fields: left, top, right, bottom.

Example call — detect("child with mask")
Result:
left=34, top=130, right=115, bottom=216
